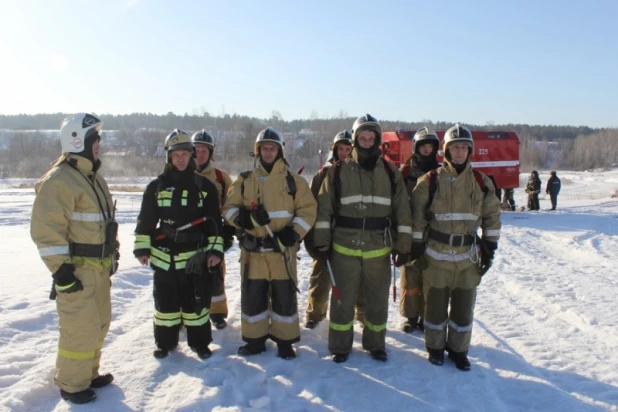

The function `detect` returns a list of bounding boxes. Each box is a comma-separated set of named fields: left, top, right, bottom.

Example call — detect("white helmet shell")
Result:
left=59, top=113, right=103, bottom=153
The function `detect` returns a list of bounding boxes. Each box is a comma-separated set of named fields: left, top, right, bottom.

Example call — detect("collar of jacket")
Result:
left=349, top=147, right=378, bottom=164
left=442, top=158, right=471, bottom=176
left=54, top=153, right=97, bottom=174
left=199, top=160, right=214, bottom=175
left=257, top=158, right=287, bottom=175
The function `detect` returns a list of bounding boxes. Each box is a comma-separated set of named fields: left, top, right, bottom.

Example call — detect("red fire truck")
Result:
left=381, top=129, right=520, bottom=190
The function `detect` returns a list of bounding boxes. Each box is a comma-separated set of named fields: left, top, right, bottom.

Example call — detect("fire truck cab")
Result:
left=381, top=129, right=520, bottom=189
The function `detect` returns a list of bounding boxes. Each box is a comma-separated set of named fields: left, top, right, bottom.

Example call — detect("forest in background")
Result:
left=1, top=112, right=616, bottom=178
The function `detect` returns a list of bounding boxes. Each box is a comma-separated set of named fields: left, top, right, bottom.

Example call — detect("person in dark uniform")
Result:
left=134, top=129, right=223, bottom=360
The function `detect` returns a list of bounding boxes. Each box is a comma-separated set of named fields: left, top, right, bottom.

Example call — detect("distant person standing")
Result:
left=525, top=171, right=541, bottom=211
left=501, top=188, right=516, bottom=211
left=546, top=171, right=561, bottom=210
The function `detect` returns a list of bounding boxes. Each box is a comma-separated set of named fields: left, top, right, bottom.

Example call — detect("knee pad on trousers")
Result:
left=241, top=279, right=269, bottom=316
left=271, top=279, right=298, bottom=317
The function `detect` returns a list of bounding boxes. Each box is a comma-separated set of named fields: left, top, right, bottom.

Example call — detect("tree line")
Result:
left=0, top=112, right=615, bottom=179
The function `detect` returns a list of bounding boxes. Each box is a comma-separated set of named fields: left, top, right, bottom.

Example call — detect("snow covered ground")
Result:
left=1, top=170, right=617, bottom=411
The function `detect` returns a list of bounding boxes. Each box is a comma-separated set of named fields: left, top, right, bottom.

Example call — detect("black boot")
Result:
left=153, top=345, right=176, bottom=359
left=211, top=314, right=227, bottom=330
left=194, top=346, right=212, bottom=359
left=277, top=343, right=296, bottom=360
left=331, top=353, right=349, bottom=363
left=417, top=318, right=424, bottom=331
left=402, top=317, right=417, bottom=333
left=447, top=348, right=471, bottom=371
left=370, top=350, right=388, bottom=362
left=238, top=341, right=266, bottom=356
left=304, top=319, right=318, bottom=329
left=90, top=373, right=114, bottom=388
left=427, top=348, right=445, bottom=366
left=60, top=388, right=97, bottom=404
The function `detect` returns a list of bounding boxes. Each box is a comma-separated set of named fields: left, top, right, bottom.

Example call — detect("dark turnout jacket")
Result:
left=133, top=167, right=224, bottom=271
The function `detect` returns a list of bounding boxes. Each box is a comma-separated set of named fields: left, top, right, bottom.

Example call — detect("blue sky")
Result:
left=1, top=0, right=617, bottom=127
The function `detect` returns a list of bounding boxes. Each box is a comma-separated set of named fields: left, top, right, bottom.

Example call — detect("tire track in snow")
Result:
left=474, top=220, right=618, bottom=411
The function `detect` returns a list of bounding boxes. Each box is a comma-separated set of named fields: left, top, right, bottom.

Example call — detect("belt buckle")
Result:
left=449, top=234, right=464, bottom=247
left=258, top=237, right=274, bottom=253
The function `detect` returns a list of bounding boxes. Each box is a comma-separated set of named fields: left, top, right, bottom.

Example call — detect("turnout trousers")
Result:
left=422, top=263, right=480, bottom=353
left=55, top=266, right=111, bottom=393
left=399, top=258, right=425, bottom=321
left=153, top=268, right=212, bottom=351
left=328, top=251, right=390, bottom=354
left=210, top=258, right=228, bottom=317
left=305, top=258, right=365, bottom=323
left=240, top=247, right=300, bottom=345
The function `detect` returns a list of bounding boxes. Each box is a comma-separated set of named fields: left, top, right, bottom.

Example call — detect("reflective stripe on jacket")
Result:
left=198, top=162, right=233, bottom=209
left=411, top=160, right=501, bottom=270
left=31, top=153, right=115, bottom=274
left=133, top=168, right=224, bottom=270
left=223, top=159, right=317, bottom=240
left=314, top=151, right=412, bottom=257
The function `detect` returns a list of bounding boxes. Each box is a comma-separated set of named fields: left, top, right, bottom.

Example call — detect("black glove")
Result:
left=484, top=240, right=498, bottom=254
left=186, top=252, right=207, bottom=275
left=250, top=204, right=271, bottom=227
left=409, top=242, right=425, bottom=261
left=110, top=251, right=120, bottom=276
left=392, top=251, right=409, bottom=267
left=52, top=263, right=83, bottom=294
left=275, top=226, right=298, bottom=247
left=236, top=208, right=254, bottom=230
left=223, top=225, right=236, bottom=252
left=315, top=246, right=331, bottom=262
left=479, top=240, right=498, bottom=276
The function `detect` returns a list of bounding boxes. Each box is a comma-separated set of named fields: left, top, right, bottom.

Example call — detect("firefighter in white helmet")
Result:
left=223, top=127, right=316, bottom=360
left=410, top=123, right=501, bottom=371
left=31, top=113, right=117, bottom=404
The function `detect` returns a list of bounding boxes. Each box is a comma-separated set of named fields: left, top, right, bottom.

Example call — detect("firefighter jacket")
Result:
left=222, top=159, right=316, bottom=240
left=411, top=160, right=501, bottom=270
left=198, top=162, right=233, bottom=209
left=31, top=153, right=115, bottom=274
left=304, top=162, right=333, bottom=258
left=198, top=161, right=236, bottom=245
left=314, top=151, right=413, bottom=259
left=133, top=167, right=223, bottom=271
left=401, top=156, right=439, bottom=198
